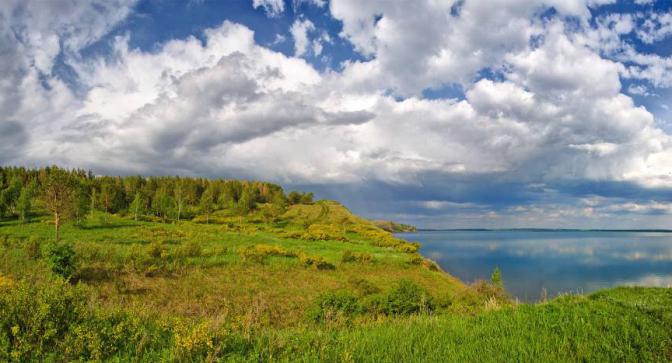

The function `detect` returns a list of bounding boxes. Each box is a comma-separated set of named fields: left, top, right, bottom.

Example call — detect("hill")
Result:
left=0, top=166, right=670, bottom=361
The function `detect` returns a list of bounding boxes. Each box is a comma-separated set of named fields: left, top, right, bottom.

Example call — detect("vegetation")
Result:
left=373, top=220, right=417, bottom=233
left=0, top=166, right=670, bottom=361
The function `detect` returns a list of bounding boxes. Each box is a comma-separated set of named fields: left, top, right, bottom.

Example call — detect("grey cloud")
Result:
left=112, top=52, right=374, bottom=161
left=0, top=121, right=27, bottom=163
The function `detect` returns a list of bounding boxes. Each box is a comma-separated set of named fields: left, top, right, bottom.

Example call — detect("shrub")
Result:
left=365, top=280, right=434, bottom=316
left=408, top=254, right=440, bottom=271
left=395, top=243, right=419, bottom=254
left=341, top=250, right=375, bottom=264
left=277, top=230, right=303, bottom=239
left=348, top=278, right=381, bottom=296
left=127, top=244, right=152, bottom=271
left=24, top=236, right=42, bottom=259
left=0, top=274, right=14, bottom=289
left=0, top=279, right=158, bottom=361
left=341, top=250, right=356, bottom=263
left=301, top=224, right=347, bottom=241
left=409, top=254, right=424, bottom=265
left=309, top=291, right=361, bottom=324
left=298, top=253, right=336, bottom=270
left=352, top=226, right=419, bottom=253
left=177, top=240, right=202, bottom=258
left=491, top=267, right=503, bottom=288
left=147, top=240, right=168, bottom=259
left=238, top=244, right=296, bottom=263
left=0, top=278, right=87, bottom=361
left=43, top=241, right=77, bottom=280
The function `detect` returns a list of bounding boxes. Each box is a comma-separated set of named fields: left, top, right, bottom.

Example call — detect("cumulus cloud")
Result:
left=290, top=18, right=315, bottom=56
left=252, top=0, right=285, bottom=17
left=1, top=0, right=672, bottom=227
left=0, top=0, right=136, bottom=165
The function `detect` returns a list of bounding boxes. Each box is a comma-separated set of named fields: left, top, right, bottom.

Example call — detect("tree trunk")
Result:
left=54, top=211, right=60, bottom=241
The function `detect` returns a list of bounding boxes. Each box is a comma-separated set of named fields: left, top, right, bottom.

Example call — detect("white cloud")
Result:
left=2, top=0, right=672, bottom=226
left=329, top=0, right=617, bottom=96
left=0, top=0, right=137, bottom=165
left=627, top=84, right=651, bottom=96
left=293, top=0, right=326, bottom=9
left=290, top=18, right=315, bottom=56
left=636, top=11, right=672, bottom=44
left=252, top=0, right=285, bottom=17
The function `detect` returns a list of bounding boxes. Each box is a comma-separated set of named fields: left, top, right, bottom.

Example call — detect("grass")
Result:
left=0, top=202, right=469, bottom=329
left=236, top=287, right=672, bottom=362
left=1, top=201, right=671, bottom=361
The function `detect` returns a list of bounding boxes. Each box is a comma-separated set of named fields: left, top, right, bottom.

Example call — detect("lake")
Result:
left=398, top=230, right=672, bottom=302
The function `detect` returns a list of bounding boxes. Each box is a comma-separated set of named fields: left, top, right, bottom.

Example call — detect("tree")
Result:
left=16, top=187, right=32, bottom=223
left=237, top=188, right=255, bottom=215
left=0, top=190, right=7, bottom=218
left=287, top=191, right=313, bottom=205
left=73, top=184, right=91, bottom=226
left=2, top=176, right=22, bottom=215
left=41, top=170, right=75, bottom=241
left=99, top=181, right=114, bottom=214
left=300, top=192, right=314, bottom=204
left=174, top=180, right=184, bottom=222
left=90, top=188, right=97, bottom=219
left=153, top=188, right=172, bottom=222
left=491, top=267, right=503, bottom=288
left=129, top=192, right=144, bottom=222
left=199, top=186, right=214, bottom=224
left=271, top=191, right=287, bottom=217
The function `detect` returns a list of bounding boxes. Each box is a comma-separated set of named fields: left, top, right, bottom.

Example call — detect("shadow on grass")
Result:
left=79, top=223, right=141, bottom=230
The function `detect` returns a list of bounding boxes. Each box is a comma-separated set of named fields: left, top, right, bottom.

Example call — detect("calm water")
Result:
left=398, top=230, right=672, bottom=302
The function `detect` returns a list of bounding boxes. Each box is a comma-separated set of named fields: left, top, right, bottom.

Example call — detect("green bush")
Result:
left=365, top=280, right=434, bottom=316
left=43, top=241, right=77, bottom=280
left=0, top=278, right=165, bottom=361
left=0, top=278, right=86, bottom=361
left=309, top=291, right=361, bottom=324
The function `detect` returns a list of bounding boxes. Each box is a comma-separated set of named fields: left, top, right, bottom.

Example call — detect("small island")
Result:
left=372, top=220, right=417, bottom=233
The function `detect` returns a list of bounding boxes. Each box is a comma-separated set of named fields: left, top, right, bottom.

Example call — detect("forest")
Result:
left=0, top=166, right=314, bottom=239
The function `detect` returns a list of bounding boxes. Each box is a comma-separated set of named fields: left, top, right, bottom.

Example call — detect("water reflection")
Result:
left=399, top=230, right=672, bottom=302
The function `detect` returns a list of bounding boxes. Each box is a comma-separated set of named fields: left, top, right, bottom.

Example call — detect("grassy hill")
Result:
left=1, top=198, right=671, bottom=361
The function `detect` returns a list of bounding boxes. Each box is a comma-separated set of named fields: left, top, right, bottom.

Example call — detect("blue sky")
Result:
left=1, top=0, right=672, bottom=228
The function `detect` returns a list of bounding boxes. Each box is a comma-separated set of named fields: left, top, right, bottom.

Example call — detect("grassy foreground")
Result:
left=249, top=287, right=672, bottom=362
left=1, top=199, right=671, bottom=361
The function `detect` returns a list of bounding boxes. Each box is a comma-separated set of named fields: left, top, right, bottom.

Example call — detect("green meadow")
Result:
left=0, top=167, right=670, bottom=362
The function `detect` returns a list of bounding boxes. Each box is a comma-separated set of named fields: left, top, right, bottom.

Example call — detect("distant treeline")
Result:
left=0, top=166, right=314, bottom=238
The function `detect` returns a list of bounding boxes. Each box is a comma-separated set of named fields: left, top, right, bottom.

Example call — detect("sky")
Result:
left=1, top=0, right=672, bottom=228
